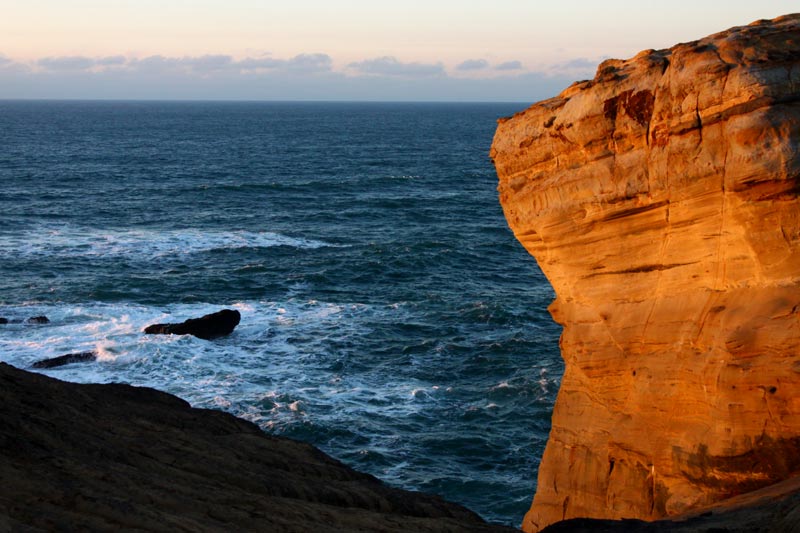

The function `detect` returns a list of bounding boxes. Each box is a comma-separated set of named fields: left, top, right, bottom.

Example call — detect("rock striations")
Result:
left=490, top=14, right=800, bottom=533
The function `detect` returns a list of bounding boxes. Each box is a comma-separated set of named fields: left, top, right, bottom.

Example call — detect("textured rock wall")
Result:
left=490, top=14, right=800, bottom=532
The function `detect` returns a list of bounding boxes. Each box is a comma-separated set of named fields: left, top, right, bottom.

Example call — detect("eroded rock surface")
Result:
left=540, top=475, right=800, bottom=532
left=490, top=14, right=800, bottom=532
left=0, top=362, right=515, bottom=532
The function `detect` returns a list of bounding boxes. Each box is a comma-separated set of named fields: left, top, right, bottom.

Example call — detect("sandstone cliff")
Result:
left=540, top=474, right=800, bottom=532
left=490, top=14, right=800, bottom=532
left=0, top=363, right=515, bottom=532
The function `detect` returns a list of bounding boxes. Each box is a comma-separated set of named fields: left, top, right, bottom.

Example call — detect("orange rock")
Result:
left=490, top=14, right=800, bottom=533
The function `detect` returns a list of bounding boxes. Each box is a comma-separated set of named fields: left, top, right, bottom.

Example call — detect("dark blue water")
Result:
left=0, top=101, right=561, bottom=526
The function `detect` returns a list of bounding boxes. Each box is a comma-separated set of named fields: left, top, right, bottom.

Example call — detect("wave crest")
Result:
left=0, top=226, right=333, bottom=260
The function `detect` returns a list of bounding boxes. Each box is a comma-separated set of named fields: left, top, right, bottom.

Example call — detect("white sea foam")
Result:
left=0, top=298, right=379, bottom=404
left=212, top=396, right=232, bottom=408
left=0, top=294, right=556, bottom=527
left=0, top=226, right=334, bottom=260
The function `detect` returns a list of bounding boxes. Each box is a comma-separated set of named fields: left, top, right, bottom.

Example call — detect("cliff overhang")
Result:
left=491, top=13, right=800, bottom=533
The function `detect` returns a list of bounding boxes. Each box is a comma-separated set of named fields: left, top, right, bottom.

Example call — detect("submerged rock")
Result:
left=31, top=351, right=97, bottom=369
left=0, top=316, right=50, bottom=325
left=491, top=14, right=800, bottom=533
left=0, top=362, right=514, bottom=532
left=144, top=309, right=241, bottom=340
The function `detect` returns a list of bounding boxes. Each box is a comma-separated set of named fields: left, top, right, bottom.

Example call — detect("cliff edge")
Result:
left=0, top=362, right=515, bottom=532
left=490, top=14, right=800, bottom=532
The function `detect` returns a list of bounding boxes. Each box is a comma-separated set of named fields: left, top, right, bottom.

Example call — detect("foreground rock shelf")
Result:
left=0, top=363, right=515, bottom=532
left=491, top=13, right=800, bottom=533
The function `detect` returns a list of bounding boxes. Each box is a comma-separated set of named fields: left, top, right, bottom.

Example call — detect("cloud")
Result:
left=456, top=59, right=489, bottom=71
left=35, top=54, right=128, bottom=71
left=495, top=60, right=523, bottom=71
left=278, top=53, right=333, bottom=73
left=26, top=52, right=334, bottom=79
left=126, top=55, right=179, bottom=72
left=236, top=56, right=283, bottom=69
left=0, top=54, right=29, bottom=74
left=184, top=54, right=235, bottom=71
left=347, top=56, right=444, bottom=78
left=561, top=58, right=600, bottom=70
left=544, top=57, right=606, bottom=78
left=235, top=53, right=333, bottom=73
left=122, top=53, right=333, bottom=75
left=37, top=56, right=96, bottom=71
left=124, top=54, right=237, bottom=74
left=0, top=51, right=589, bottom=101
left=96, top=55, right=127, bottom=66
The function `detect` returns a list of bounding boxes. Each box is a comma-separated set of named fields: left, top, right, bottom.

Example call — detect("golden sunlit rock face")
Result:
left=490, top=14, right=800, bottom=533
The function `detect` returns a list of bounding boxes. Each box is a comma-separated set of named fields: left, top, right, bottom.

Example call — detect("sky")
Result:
left=0, top=1, right=796, bottom=102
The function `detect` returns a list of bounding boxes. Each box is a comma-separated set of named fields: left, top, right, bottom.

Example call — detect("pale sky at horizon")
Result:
left=0, top=1, right=797, bottom=101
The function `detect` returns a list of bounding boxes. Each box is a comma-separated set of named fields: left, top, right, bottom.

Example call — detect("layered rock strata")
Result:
left=541, top=474, right=800, bottom=532
left=491, top=14, right=800, bottom=532
left=0, top=363, right=515, bottom=532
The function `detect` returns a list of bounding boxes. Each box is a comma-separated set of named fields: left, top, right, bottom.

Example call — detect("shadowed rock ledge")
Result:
left=491, top=13, right=800, bottom=533
left=0, top=363, right=516, bottom=532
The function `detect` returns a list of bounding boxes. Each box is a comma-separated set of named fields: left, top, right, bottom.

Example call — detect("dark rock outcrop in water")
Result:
left=0, top=363, right=515, bottom=532
left=144, top=309, right=241, bottom=340
left=31, top=351, right=97, bottom=369
left=0, top=315, right=50, bottom=325
left=491, top=14, right=800, bottom=533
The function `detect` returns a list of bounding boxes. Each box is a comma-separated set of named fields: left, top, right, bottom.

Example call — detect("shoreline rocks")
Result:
left=0, top=315, right=50, bottom=325
left=0, top=362, right=516, bottom=532
left=491, top=14, right=800, bottom=532
left=144, top=309, right=241, bottom=340
left=31, top=351, right=97, bottom=369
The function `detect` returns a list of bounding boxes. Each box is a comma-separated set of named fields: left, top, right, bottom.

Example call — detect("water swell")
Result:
left=0, top=102, right=562, bottom=526
left=0, top=295, right=558, bottom=524
left=0, top=226, right=335, bottom=260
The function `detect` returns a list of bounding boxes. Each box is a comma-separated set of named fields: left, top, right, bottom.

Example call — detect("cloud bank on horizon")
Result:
left=0, top=50, right=594, bottom=102
left=0, top=0, right=796, bottom=101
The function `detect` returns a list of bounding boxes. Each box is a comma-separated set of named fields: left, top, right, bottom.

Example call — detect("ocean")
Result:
left=0, top=100, right=562, bottom=526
